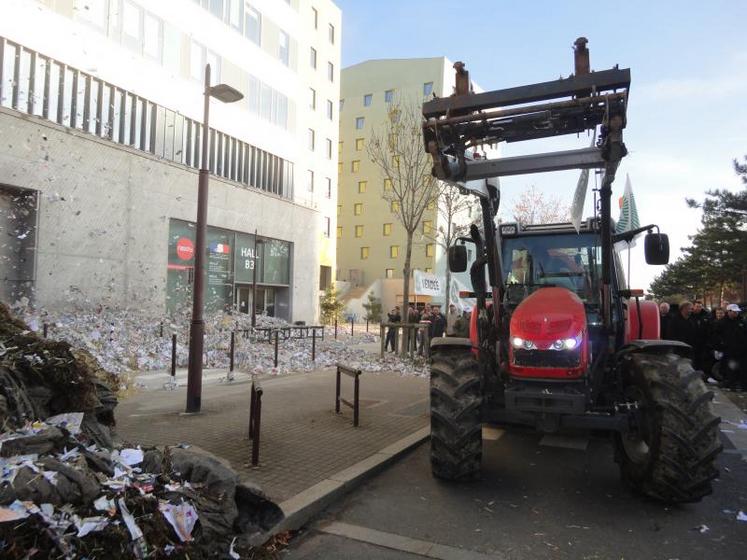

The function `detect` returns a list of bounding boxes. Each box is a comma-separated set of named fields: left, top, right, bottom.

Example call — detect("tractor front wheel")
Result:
left=430, top=345, right=482, bottom=480
left=616, top=352, right=722, bottom=503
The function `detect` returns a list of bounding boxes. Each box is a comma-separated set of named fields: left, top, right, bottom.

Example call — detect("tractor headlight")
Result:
left=511, top=337, right=537, bottom=350
left=550, top=335, right=580, bottom=351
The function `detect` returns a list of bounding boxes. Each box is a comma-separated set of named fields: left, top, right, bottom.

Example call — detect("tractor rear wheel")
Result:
left=430, top=346, right=482, bottom=480
left=616, top=352, right=722, bottom=503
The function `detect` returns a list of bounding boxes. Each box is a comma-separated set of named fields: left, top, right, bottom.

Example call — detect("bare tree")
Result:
left=367, top=99, right=439, bottom=354
left=426, top=183, right=478, bottom=306
left=511, top=185, right=569, bottom=225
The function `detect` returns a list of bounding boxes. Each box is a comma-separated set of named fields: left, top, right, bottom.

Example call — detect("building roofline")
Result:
left=342, top=56, right=453, bottom=72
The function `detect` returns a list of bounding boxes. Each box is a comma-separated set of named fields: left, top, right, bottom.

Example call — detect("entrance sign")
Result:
left=414, top=269, right=443, bottom=296
left=176, top=237, right=194, bottom=261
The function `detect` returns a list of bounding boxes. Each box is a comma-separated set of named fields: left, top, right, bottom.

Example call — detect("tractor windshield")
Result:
left=502, top=233, right=601, bottom=304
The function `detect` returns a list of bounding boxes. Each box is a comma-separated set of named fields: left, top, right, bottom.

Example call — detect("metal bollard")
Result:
left=43, top=323, right=48, bottom=338
left=334, top=318, right=338, bottom=339
left=159, top=321, right=164, bottom=338
left=248, top=380, right=263, bottom=466
left=312, top=328, right=317, bottom=361
left=171, top=334, right=177, bottom=378
left=273, top=330, right=279, bottom=367
left=351, top=318, right=354, bottom=337
left=229, top=331, right=235, bottom=373
left=380, top=324, right=385, bottom=358
left=366, top=318, right=369, bottom=332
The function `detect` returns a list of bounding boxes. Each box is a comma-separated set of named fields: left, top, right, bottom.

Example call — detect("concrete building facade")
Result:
left=337, top=58, right=480, bottom=314
left=0, top=0, right=341, bottom=322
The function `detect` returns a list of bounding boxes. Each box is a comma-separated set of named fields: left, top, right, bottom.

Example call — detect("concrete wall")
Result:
left=0, top=108, right=320, bottom=322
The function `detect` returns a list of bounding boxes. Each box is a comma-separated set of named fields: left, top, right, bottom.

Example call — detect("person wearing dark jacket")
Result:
left=715, top=304, right=747, bottom=390
left=691, top=301, right=711, bottom=372
left=668, top=301, right=698, bottom=349
left=430, top=305, right=446, bottom=339
left=659, top=302, right=671, bottom=338
left=385, top=306, right=401, bottom=352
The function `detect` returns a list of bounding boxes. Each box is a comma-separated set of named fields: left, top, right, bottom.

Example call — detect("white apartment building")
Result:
left=0, top=0, right=341, bottom=322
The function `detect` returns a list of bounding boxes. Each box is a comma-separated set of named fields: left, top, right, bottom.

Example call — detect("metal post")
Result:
left=353, top=373, right=360, bottom=427
left=186, top=63, right=211, bottom=414
left=251, top=228, right=258, bottom=328
left=251, top=388, right=262, bottom=466
left=171, top=334, right=177, bottom=379
left=273, top=330, right=279, bottom=367
left=248, top=381, right=256, bottom=439
left=351, top=318, right=354, bottom=337
left=335, top=367, right=341, bottom=414
left=380, top=324, right=385, bottom=358
left=229, top=331, right=235, bottom=372
left=334, top=318, right=338, bottom=339
left=366, top=318, right=369, bottom=332
left=43, top=323, right=48, bottom=338
left=312, top=328, right=316, bottom=361
left=159, top=321, right=164, bottom=338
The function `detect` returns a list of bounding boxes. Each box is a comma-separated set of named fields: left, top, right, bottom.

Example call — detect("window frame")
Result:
left=354, top=203, right=363, bottom=216
left=363, top=93, right=372, bottom=106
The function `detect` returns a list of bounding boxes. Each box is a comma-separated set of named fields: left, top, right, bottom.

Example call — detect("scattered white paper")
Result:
left=158, top=500, right=198, bottom=542
left=42, top=470, right=58, bottom=486
left=229, top=536, right=240, bottom=559
left=692, top=524, right=709, bottom=533
left=118, top=498, right=143, bottom=540
left=94, top=496, right=116, bottom=516
left=76, top=516, right=109, bottom=537
left=0, top=500, right=31, bottom=522
left=737, top=511, right=747, bottom=522
left=119, top=448, right=144, bottom=466
left=45, top=412, right=84, bottom=435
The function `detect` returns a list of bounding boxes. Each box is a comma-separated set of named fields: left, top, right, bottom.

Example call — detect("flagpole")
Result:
left=627, top=242, right=631, bottom=286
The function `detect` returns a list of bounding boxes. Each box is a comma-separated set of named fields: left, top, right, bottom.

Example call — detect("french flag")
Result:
left=209, top=242, right=231, bottom=254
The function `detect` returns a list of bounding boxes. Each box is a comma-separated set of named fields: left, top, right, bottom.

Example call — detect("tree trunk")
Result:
left=401, top=229, right=414, bottom=357
left=444, top=220, right=452, bottom=307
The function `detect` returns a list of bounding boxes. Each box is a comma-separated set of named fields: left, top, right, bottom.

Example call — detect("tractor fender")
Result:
left=430, top=337, right=474, bottom=351
left=616, top=339, right=693, bottom=360
left=624, top=298, right=660, bottom=342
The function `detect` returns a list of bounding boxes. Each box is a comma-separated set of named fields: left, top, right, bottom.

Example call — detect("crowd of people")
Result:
left=660, top=300, right=747, bottom=391
left=384, top=302, right=470, bottom=354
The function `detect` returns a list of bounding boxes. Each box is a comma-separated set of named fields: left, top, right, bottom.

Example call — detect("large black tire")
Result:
left=616, top=352, right=722, bottom=503
left=430, top=347, right=482, bottom=480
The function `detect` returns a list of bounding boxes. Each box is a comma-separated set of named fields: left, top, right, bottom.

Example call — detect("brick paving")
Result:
left=115, top=368, right=428, bottom=502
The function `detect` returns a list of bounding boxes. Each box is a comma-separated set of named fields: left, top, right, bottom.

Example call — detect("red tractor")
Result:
left=422, top=39, right=721, bottom=503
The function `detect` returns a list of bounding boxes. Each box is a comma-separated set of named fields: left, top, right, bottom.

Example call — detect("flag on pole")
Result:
left=615, top=174, right=640, bottom=236
left=570, top=133, right=596, bottom=233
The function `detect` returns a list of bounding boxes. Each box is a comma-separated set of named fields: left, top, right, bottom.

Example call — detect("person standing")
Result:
left=668, top=301, right=698, bottom=349
left=446, top=303, right=459, bottom=336
left=691, top=300, right=711, bottom=373
left=431, top=305, right=446, bottom=339
left=385, top=306, right=401, bottom=353
left=407, top=304, right=420, bottom=353
left=717, top=304, right=747, bottom=391
left=659, top=302, right=671, bottom=339
left=418, top=305, right=432, bottom=355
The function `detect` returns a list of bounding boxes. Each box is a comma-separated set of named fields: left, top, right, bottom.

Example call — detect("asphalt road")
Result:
left=284, top=429, right=747, bottom=560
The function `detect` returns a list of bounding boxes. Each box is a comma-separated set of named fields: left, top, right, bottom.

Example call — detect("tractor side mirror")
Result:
left=644, top=233, right=669, bottom=265
left=448, top=245, right=468, bottom=272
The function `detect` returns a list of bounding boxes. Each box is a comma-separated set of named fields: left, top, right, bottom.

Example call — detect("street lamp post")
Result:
left=186, top=64, right=243, bottom=414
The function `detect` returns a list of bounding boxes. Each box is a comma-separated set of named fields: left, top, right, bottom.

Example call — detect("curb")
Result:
left=271, top=426, right=430, bottom=534
left=711, top=386, right=747, bottom=461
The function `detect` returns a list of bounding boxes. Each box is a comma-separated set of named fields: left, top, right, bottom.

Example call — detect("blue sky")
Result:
left=335, top=0, right=747, bottom=291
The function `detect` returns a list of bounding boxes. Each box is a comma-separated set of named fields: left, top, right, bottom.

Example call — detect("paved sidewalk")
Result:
left=115, top=368, right=428, bottom=502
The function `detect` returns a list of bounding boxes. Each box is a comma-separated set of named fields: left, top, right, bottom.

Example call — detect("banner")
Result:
left=615, top=174, right=640, bottom=248
left=413, top=269, right=443, bottom=296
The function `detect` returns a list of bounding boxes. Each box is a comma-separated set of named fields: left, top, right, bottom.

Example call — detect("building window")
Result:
left=312, top=7, right=318, bottom=28
left=385, top=268, right=394, bottom=279
left=426, top=243, right=435, bottom=257
left=361, top=247, right=370, bottom=260
left=423, top=81, right=433, bottom=96
left=278, top=30, right=289, bottom=65
left=327, top=61, right=334, bottom=81
left=310, top=47, right=317, bottom=69
left=355, top=225, right=364, bottom=238
left=329, top=23, right=335, bottom=44
left=354, top=203, right=363, bottom=216
left=363, top=93, right=372, bottom=106
left=338, top=141, right=343, bottom=154
left=244, top=5, right=261, bottom=45
left=326, top=99, right=333, bottom=120
left=337, top=204, right=342, bottom=215
left=425, top=267, right=433, bottom=273
left=390, top=245, right=399, bottom=258
left=309, top=87, right=316, bottom=109
left=383, top=223, right=392, bottom=236
left=338, top=162, right=343, bottom=174
left=143, top=13, right=163, bottom=62
left=423, top=220, right=433, bottom=234
left=323, top=216, right=331, bottom=238
left=351, top=160, right=360, bottom=173
left=325, top=177, right=332, bottom=198
left=190, top=41, right=221, bottom=82
left=336, top=226, right=343, bottom=238
left=358, top=181, right=367, bottom=193
left=355, top=117, right=365, bottom=129
left=427, top=200, right=436, bottom=211
left=384, top=178, right=393, bottom=191
left=227, top=0, right=243, bottom=31
left=355, top=138, right=364, bottom=151
left=320, top=265, right=332, bottom=290
left=307, top=169, right=314, bottom=191
left=385, top=89, right=394, bottom=103
left=209, top=0, right=224, bottom=19
left=326, top=138, right=332, bottom=159
left=308, top=128, right=315, bottom=150
left=122, top=0, right=141, bottom=46
left=391, top=200, right=399, bottom=212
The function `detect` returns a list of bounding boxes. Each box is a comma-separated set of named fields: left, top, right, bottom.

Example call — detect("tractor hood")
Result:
left=509, top=287, right=589, bottom=378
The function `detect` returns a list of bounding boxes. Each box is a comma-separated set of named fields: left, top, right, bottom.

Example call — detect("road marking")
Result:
left=539, top=434, right=589, bottom=450
left=317, top=521, right=505, bottom=560
left=482, top=426, right=504, bottom=441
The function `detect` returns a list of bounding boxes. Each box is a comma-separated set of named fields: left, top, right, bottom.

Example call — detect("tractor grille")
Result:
left=513, top=348, right=581, bottom=368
